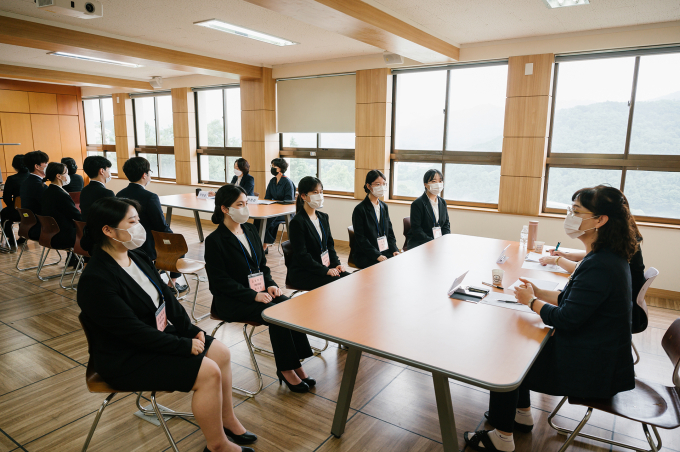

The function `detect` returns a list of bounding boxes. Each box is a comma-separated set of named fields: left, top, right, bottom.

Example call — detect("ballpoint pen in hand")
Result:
left=554, top=242, right=561, bottom=252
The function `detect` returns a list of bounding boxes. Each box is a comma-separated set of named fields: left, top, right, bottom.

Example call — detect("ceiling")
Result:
left=0, top=0, right=678, bottom=86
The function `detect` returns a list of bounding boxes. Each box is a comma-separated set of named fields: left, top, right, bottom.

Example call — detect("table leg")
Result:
left=432, top=372, right=458, bottom=452
left=331, top=347, right=362, bottom=437
left=284, top=214, right=292, bottom=241
left=259, top=218, right=267, bottom=244
left=194, top=211, right=204, bottom=242
left=166, top=207, right=173, bottom=227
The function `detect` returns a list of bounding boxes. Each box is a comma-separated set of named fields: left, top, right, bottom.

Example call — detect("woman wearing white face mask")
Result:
left=204, top=184, right=315, bottom=394
left=78, top=197, right=254, bottom=452
left=228, top=158, right=255, bottom=196
left=41, top=162, right=82, bottom=260
left=288, top=176, right=350, bottom=290
left=351, top=169, right=400, bottom=268
left=406, top=169, right=450, bottom=249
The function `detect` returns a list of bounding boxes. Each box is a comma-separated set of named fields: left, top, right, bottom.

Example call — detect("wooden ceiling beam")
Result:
left=244, top=0, right=459, bottom=63
left=0, top=64, right=153, bottom=90
left=0, top=16, right=262, bottom=80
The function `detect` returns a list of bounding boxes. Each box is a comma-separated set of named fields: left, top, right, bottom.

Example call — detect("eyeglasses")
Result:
left=567, top=206, right=598, bottom=217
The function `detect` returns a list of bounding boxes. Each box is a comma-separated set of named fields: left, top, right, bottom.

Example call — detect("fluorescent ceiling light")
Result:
left=48, top=52, right=143, bottom=68
left=194, top=19, right=298, bottom=46
left=544, top=0, right=589, bottom=7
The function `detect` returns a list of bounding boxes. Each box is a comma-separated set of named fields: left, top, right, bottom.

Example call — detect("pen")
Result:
left=482, top=281, right=504, bottom=290
left=555, top=242, right=561, bottom=252
left=498, top=299, right=519, bottom=304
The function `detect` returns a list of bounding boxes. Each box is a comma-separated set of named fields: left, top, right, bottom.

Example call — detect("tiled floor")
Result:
left=0, top=216, right=677, bottom=452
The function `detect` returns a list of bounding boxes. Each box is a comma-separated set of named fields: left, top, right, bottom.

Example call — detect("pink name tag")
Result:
left=248, top=272, right=265, bottom=292
left=433, top=227, right=442, bottom=239
left=155, top=302, right=167, bottom=331
left=321, top=250, right=330, bottom=267
left=377, top=236, right=388, bottom=252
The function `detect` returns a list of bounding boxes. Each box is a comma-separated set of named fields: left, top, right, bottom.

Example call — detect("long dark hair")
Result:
left=235, top=158, right=250, bottom=176
left=296, top=176, right=323, bottom=213
left=364, top=169, right=386, bottom=193
left=81, top=197, right=141, bottom=253
left=212, top=184, right=247, bottom=224
left=572, top=185, right=639, bottom=261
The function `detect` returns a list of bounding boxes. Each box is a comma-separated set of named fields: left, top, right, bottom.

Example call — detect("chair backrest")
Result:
left=16, top=208, right=36, bottom=239
left=661, top=318, right=680, bottom=388
left=347, top=226, right=356, bottom=266
left=69, top=192, right=81, bottom=211
left=403, top=217, right=411, bottom=251
left=73, top=220, right=90, bottom=258
left=151, top=231, right=189, bottom=273
left=14, top=196, right=21, bottom=209
left=36, top=215, right=61, bottom=248
left=632, top=267, right=658, bottom=334
left=281, top=240, right=294, bottom=286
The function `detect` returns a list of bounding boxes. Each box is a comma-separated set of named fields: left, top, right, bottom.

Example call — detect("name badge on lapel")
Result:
left=432, top=227, right=442, bottom=239
left=321, top=250, right=330, bottom=267
left=377, top=236, right=388, bottom=252
left=248, top=272, right=265, bottom=292
left=155, top=302, right=167, bottom=331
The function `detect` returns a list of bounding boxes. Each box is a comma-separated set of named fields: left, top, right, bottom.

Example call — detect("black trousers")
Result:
left=0, top=208, right=20, bottom=247
left=264, top=216, right=286, bottom=244
left=237, top=295, right=313, bottom=371
left=289, top=271, right=351, bottom=291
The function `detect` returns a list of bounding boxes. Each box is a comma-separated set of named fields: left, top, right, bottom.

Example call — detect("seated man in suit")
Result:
left=80, top=155, right=115, bottom=221
left=61, top=157, right=84, bottom=193
left=19, top=150, right=49, bottom=240
left=116, top=157, right=188, bottom=293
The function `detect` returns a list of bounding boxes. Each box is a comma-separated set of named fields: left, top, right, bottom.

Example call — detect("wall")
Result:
left=0, top=78, right=86, bottom=180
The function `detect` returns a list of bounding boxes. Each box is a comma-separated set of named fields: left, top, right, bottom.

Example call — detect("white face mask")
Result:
left=105, top=174, right=112, bottom=184
left=371, top=184, right=387, bottom=198
left=563, top=211, right=598, bottom=239
left=234, top=169, right=242, bottom=177
left=112, top=222, right=146, bottom=250
left=428, top=182, right=443, bottom=196
left=228, top=206, right=249, bottom=224
left=61, top=174, right=71, bottom=186
left=306, top=193, right=324, bottom=209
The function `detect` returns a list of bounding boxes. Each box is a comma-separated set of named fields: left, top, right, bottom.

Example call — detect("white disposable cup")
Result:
left=534, top=241, right=545, bottom=253
left=492, top=268, right=504, bottom=285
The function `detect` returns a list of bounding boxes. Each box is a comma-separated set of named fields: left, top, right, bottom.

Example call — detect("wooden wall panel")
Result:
left=500, top=137, right=547, bottom=178
left=174, top=138, right=197, bottom=163
left=0, top=90, right=30, bottom=113
left=171, top=88, right=195, bottom=114
left=356, top=68, right=392, bottom=104
left=0, top=113, right=34, bottom=157
left=241, top=110, right=277, bottom=142
left=175, top=160, right=198, bottom=185
left=56, top=94, right=78, bottom=116
left=31, top=114, right=61, bottom=161
left=241, top=68, right=275, bottom=111
left=249, top=171, right=269, bottom=196
left=172, top=112, right=196, bottom=138
left=28, top=92, right=58, bottom=115
left=506, top=54, right=555, bottom=98
left=503, top=96, right=550, bottom=138
left=241, top=141, right=279, bottom=173
left=114, top=114, right=134, bottom=138
left=355, top=136, right=390, bottom=170
left=58, top=115, right=82, bottom=167
left=498, top=176, right=543, bottom=215
left=0, top=125, right=5, bottom=175
left=356, top=103, right=391, bottom=138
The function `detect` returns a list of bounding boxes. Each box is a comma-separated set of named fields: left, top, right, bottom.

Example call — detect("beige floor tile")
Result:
left=9, top=305, right=82, bottom=342
left=43, top=329, right=89, bottom=364
left=0, top=292, right=75, bottom=324
left=0, top=343, right=78, bottom=396
left=0, top=323, right=37, bottom=355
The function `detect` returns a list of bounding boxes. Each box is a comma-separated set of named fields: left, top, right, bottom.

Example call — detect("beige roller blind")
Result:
left=277, top=74, right=356, bottom=133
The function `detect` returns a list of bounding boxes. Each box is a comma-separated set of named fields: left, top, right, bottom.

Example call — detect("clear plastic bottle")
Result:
left=520, top=225, right=529, bottom=247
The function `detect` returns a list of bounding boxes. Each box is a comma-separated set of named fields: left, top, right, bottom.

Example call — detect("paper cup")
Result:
left=492, top=268, right=504, bottom=285
left=534, top=241, right=545, bottom=253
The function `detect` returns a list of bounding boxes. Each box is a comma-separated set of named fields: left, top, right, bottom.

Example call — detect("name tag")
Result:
left=247, top=195, right=259, bottom=204
left=155, top=302, right=167, bottom=331
left=321, top=250, right=330, bottom=267
left=433, top=227, right=442, bottom=239
left=197, top=191, right=210, bottom=199
left=248, top=272, right=265, bottom=292
left=377, top=236, right=388, bottom=252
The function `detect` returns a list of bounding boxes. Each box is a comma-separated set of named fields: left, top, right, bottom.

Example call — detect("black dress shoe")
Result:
left=276, top=370, right=309, bottom=393
left=204, top=447, right=254, bottom=452
left=224, top=427, right=257, bottom=445
left=301, top=376, right=316, bottom=387
left=172, top=283, right=189, bottom=293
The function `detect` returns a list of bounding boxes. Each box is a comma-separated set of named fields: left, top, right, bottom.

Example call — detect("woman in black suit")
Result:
left=77, top=197, right=254, bottom=452
left=288, top=176, right=350, bottom=291
left=351, top=169, right=399, bottom=268
left=261, top=158, right=296, bottom=251
left=204, top=184, right=314, bottom=393
left=406, top=169, right=450, bottom=249
left=41, top=162, right=82, bottom=251
left=1, top=154, right=29, bottom=250
left=61, top=157, right=84, bottom=193
left=229, top=158, right=255, bottom=196
left=465, top=185, right=637, bottom=452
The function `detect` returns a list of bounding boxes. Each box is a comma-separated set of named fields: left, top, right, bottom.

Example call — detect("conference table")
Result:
left=263, top=234, right=570, bottom=451
left=158, top=193, right=296, bottom=242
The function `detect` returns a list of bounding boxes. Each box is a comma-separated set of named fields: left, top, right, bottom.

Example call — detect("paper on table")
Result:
left=521, top=260, right=569, bottom=274
left=447, top=270, right=469, bottom=296
left=524, top=252, right=544, bottom=262
left=508, top=277, right=561, bottom=291
left=481, top=292, right=536, bottom=315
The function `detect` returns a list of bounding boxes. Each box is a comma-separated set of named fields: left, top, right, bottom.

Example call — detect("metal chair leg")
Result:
left=232, top=324, right=264, bottom=397
left=632, top=340, right=641, bottom=365
left=188, top=274, right=208, bottom=324
left=311, top=340, right=329, bottom=354
left=150, top=391, right=179, bottom=452
left=70, top=255, right=85, bottom=290
left=558, top=407, right=593, bottom=452
left=81, top=392, right=116, bottom=452
left=247, top=324, right=274, bottom=356
left=135, top=391, right=194, bottom=418
left=17, top=242, right=62, bottom=271
left=59, top=250, right=77, bottom=289
left=37, top=248, right=75, bottom=282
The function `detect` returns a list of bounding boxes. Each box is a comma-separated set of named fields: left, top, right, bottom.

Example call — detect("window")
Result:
left=391, top=63, right=507, bottom=207
left=83, top=97, right=117, bottom=174
left=545, top=49, right=680, bottom=222
left=133, top=94, right=175, bottom=180
left=280, top=133, right=355, bottom=195
left=196, top=86, right=243, bottom=184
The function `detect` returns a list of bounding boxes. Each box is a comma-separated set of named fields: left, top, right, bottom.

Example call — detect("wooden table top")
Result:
left=264, top=234, right=570, bottom=391
left=158, top=193, right=297, bottom=219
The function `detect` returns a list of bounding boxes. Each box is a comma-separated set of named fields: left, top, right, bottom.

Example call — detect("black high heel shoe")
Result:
left=300, top=376, right=316, bottom=387
left=223, top=427, right=257, bottom=445
left=276, top=370, right=310, bottom=393
left=204, top=447, right=254, bottom=452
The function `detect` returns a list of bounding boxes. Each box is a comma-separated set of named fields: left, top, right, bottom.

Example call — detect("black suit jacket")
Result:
left=2, top=172, right=29, bottom=209
left=63, top=174, right=84, bottom=193
left=229, top=173, right=255, bottom=196
left=80, top=181, right=115, bottom=221
left=41, top=184, right=82, bottom=249
left=204, top=222, right=277, bottom=321
left=77, top=248, right=202, bottom=380
left=351, top=196, right=399, bottom=268
left=19, top=173, right=48, bottom=239
left=288, top=209, right=340, bottom=286
left=406, top=192, right=450, bottom=249
left=116, top=183, right=172, bottom=260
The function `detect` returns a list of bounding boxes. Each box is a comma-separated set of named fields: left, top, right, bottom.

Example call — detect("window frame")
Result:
left=132, top=92, right=176, bottom=181
left=543, top=47, right=680, bottom=225
left=83, top=97, right=118, bottom=175
left=389, top=63, right=507, bottom=208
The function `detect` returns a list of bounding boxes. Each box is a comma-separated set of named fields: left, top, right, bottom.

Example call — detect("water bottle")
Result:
left=520, top=225, right=529, bottom=247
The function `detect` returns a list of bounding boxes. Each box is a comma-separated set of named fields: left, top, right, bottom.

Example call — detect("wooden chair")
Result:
left=78, top=314, right=192, bottom=452
left=35, top=215, right=76, bottom=288
left=68, top=220, right=90, bottom=290
left=347, top=226, right=358, bottom=269
left=151, top=231, right=207, bottom=323
left=15, top=208, right=63, bottom=271
left=548, top=317, right=680, bottom=452
left=69, top=191, right=81, bottom=211
left=209, top=304, right=265, bottom=397
left=402, top=217, right=411, bottom=251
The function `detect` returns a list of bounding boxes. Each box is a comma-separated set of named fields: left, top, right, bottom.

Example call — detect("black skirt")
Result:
left=102, top=332, right=215, bottom=393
